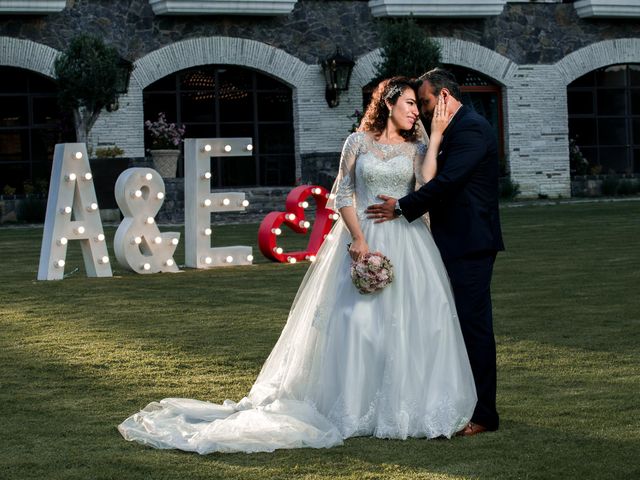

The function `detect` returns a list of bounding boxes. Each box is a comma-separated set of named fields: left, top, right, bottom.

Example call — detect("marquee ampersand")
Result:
left=258, top=185, right=338, bottom=263
left=113, top=168, right=180, bottom=274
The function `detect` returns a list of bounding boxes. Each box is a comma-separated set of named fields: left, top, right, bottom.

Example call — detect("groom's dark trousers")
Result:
left=398, top=105, right=504, bottom=431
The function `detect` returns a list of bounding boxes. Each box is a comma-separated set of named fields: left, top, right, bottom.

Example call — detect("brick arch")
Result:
left=132, top=36, right=310, bottom=90
left=352, top=37, right=518, bottom=87
left=0, top=36, right=59, bottom=77
left=555, top=38, right=640, bottom=85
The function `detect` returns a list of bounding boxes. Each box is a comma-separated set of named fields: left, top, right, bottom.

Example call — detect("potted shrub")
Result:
left=375, top=17, right=441, bottom=81
left=54, top=34, right=133, bottom=143
left=145, top=112, right=186, bottom=178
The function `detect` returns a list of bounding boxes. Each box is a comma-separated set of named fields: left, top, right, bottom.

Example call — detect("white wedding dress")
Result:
left=118, top=132, right=477, bottom=454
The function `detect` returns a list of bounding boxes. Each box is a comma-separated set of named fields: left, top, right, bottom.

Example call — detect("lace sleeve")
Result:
left=413, top=140, right=429, bottom=190
left=330, top=132, right=362, bottom=210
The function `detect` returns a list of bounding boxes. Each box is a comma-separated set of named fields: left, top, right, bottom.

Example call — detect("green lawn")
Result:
left=1, top=201, right=638, bottom=480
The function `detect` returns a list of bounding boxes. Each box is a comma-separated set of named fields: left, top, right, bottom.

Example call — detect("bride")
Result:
left=118, top=76, right=477, bottom=454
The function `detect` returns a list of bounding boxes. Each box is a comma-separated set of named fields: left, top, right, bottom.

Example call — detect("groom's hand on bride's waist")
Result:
left=365, top=195, right=399, bottom=223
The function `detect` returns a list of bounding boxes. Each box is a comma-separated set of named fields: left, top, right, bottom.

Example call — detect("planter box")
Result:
left=148, top=0, right=298, bottom=15
left=368, top=0, right=507, bottom=17
left=89, top=157, right=132, bottom=210
left=0, top=1, right=66, bottom=14
left=574, top=0, right=640, bottom=18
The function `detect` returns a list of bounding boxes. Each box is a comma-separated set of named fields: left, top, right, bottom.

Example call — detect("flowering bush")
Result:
left=145, top=112, right=185, bottom=149
left=350, top=252, right=394, bottom=294
left=348, top=109, right=363, bottom=133
left=569, top=137, right=589, bottom=175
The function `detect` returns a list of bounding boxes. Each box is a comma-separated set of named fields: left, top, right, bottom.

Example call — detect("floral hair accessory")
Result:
left=383, top=84, right=404, bottom=101
left=350, top=252, right=394, bottom=294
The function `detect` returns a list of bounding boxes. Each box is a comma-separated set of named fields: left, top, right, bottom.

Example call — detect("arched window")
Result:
left=0, top=67, right=73, bottom=194
left=144, top=65, right=295, bottom=187
left=568, top=64, right=640, bottom=175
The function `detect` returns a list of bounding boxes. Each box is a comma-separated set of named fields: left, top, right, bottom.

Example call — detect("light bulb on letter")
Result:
left=224, top=144, right=232, bottom=152
left=145, top=173, right=153, bottom=181
left=225, top=256, right=233, bottom=263
left=74, top=152, right=83, bottom=159
left=156, top=192, right=165, bottom=200
left=222, top=198, right=230, bottom=206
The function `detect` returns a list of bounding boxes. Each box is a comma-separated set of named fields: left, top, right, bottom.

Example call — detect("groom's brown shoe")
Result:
left=457, top=422, right=489, bottom=437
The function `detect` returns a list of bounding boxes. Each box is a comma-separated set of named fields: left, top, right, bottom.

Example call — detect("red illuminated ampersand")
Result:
left=258, top=185, right=337, bottom=263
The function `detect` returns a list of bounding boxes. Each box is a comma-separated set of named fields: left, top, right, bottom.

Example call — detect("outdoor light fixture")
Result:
left=321, top=48, right=355, bottom=108
left=106, top=56, right=134, bottom=112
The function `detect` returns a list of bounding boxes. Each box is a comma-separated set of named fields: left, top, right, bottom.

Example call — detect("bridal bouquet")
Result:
left=350, top=252, right=394, bottom=294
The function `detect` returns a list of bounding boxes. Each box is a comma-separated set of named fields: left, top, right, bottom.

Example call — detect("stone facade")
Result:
left=1, top=0, right=640, bottom=201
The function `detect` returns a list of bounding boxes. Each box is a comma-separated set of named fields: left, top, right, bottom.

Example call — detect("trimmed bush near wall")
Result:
left=499, top=177, right=520, bottom=201
left=572, top=175, right=640, bottom=197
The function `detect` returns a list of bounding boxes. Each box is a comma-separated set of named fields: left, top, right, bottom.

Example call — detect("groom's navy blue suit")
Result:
left=398, top=105, right=504, bottom=430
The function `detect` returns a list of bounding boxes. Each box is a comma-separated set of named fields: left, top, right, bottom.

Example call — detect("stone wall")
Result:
left=4, top=2, right=639, bottom=67
left=1, top=1, right=640, bottom=199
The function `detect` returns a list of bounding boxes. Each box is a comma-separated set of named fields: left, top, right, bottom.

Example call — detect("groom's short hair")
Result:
left=419, top=68, right=462, bottom=101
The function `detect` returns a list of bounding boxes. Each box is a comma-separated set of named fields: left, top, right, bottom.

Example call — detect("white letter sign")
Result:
left=113, top=168, right=180, bottom=274
left=37, top=143, right=111, bottom=280
left=184, top=138, right=253, bottom=268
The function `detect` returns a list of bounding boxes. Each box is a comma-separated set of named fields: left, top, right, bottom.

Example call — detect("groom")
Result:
left=366, top=68, right=504, bottom=436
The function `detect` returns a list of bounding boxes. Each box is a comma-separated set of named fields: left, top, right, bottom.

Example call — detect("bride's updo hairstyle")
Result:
left=358, top=76, right=421, bottom=142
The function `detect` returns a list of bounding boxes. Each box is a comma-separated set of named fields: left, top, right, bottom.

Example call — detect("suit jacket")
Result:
left=398, top=105, right=505, bottom=261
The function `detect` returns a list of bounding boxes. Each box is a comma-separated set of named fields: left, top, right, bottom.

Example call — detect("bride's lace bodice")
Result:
left=333, top=132, right=427, bottom=218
